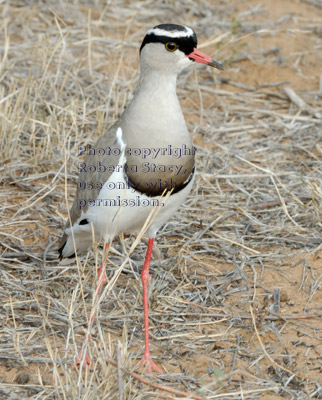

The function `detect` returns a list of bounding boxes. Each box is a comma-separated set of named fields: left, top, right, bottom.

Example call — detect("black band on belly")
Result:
left=125, top=165, right=195, bottom=197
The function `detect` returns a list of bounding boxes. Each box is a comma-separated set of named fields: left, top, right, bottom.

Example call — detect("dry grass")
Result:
left=0, top=0, right=321, bottom=399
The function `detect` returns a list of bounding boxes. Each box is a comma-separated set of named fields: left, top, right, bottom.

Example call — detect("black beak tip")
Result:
left=209, top=59, right=224, bottom=70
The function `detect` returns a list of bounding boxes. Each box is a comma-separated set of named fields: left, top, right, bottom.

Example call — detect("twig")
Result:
left=106, top=359, right=205, bottom=400
left=249, top=305, right=308, bottom=381
left=284, top=86, right=321, bottom=118
left=116, top=341, right=123, bottom=400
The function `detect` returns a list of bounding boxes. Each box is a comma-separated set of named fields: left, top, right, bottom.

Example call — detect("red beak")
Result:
left=187, top=48, right=224, bottom=70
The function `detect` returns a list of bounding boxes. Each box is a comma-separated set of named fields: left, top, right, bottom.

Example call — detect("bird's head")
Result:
left=139, top=24, right=223, bottom=75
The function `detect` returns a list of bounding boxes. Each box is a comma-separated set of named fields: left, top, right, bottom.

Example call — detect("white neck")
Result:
left=122, top=66, right=189, bottom=147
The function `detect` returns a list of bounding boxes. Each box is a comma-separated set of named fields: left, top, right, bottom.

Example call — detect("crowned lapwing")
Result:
left=59, top=23, right=223, bottom=373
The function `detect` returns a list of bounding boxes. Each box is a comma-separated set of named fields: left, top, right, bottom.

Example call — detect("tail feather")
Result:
left=57, top=232, right=76, bottom=259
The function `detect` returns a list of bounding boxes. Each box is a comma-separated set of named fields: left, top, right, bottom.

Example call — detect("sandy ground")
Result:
left=0, top=0, right=321, bottom=399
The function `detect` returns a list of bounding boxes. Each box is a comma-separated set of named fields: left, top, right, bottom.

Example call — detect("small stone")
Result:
left=15, top=372, right=30, bottom=385
left=280, top=290, right=288, bottom=302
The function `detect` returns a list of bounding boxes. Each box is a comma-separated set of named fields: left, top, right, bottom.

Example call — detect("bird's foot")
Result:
left=137, top=352, right=163, bottom=374
left=74, top=350, right=91, bottom=369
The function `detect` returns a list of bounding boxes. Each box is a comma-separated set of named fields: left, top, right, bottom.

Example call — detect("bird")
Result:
left=58, top=23, right=223, bottom=373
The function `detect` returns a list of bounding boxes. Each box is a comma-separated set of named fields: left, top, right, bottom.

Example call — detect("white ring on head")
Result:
left=146, top=26, right=194, bottom=38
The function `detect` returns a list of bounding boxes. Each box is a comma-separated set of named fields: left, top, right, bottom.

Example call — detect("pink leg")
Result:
left=137, top=238, right=163, bottom=374
left=75, top=242, right=110, bottom=368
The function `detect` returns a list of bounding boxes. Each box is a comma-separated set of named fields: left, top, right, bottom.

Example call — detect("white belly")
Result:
left=90, top=168, right=194, bottom=238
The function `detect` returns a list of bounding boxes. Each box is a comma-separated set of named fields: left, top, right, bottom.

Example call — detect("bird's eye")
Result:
left=165, top=42, right=177, bottom=52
